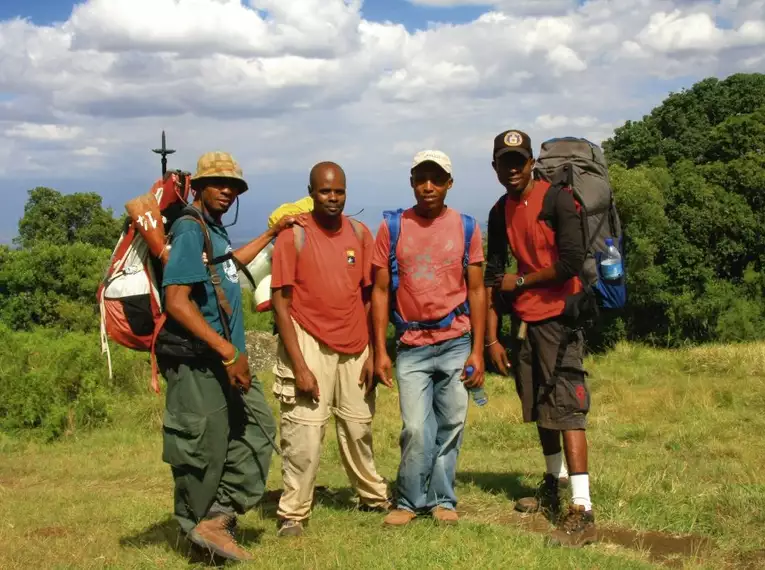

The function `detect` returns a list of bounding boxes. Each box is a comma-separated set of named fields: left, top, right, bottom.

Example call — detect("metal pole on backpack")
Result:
left=152, top=130, right=176, bottom=177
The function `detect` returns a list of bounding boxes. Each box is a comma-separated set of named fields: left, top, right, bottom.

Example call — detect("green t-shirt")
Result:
left=162, top=209, right=246, bottom=355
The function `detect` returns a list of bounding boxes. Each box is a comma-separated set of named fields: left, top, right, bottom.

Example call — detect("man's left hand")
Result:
left=359, top=354, right=376, bottom=395
left=270, top=214, right=307, bottom=236
left=461, top=351, right=485, bottom=389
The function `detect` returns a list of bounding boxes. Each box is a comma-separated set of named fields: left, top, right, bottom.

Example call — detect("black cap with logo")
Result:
left=493, top=130, right=533, bottom=160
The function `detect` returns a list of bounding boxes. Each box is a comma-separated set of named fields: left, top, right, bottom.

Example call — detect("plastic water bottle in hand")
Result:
left=600, top=238, right=623, bottom=280
left=465, top=366, right=488, bottom=407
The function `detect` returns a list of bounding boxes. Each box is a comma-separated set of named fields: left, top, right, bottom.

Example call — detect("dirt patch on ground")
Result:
left=596, top=527, right=714, bottom=568
left=26, top=526, right=71, bottom=538
left=459, top=503, right=715, bottom=568
left=246, top=330, right=278, bottom=373
left=731, top=549, right=765, bottom=570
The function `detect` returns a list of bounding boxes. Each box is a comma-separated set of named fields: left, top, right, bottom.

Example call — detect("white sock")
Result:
left=544, top=451, right=568, bottom=479
left=570, top=473, right=592, bottom=511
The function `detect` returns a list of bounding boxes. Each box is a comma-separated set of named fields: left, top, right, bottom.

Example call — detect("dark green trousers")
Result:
left=158, top=357, right=276, bottom=533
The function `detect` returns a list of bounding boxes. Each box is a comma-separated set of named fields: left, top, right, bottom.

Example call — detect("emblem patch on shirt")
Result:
left=222, top=245, right=239, bottom=283
left=346, top=249, right=356, bottom=265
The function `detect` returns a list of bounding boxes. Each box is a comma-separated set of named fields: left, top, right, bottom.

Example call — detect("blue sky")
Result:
left=0, top=0, right=487, bottom=30
left=0, top=0, right=762, bottom=244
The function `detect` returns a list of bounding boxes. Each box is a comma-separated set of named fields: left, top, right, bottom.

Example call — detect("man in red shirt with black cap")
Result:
left=484, top=129, right=596, bottom=547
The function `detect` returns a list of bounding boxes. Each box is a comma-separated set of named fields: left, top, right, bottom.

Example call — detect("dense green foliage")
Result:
left=15, top=187, right=123, bottom=249
left=0, top=325, right=150, bottom=440
left=0, top=242, right=111, bottom=331
left=603, top=73, right=765, bottom=345
left=1, top=187, right=121, bottom=332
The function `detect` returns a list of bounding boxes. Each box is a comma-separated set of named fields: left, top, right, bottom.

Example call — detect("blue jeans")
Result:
left=394, top=334, right=471, bottom=512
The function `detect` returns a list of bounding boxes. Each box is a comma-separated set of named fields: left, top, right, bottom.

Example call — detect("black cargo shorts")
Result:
left=509, top=316, right=590, bottom=431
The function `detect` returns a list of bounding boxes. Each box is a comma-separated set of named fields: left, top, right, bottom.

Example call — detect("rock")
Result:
left=246, top=330, right=278, bottom=373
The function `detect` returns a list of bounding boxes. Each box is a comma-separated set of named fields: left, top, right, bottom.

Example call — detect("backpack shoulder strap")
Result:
left=174, top=208, right=216, bottom=261
left=459, top=213, right=476, bottom=270
left=348, top=218, right=366, bottom=268
left=382, top=209, right=404, bottom=294
left=173, top=207, right=233, bottom=339
left=539, top=181, right=565, bottom=231
left=293, top=225, right=306, bottom=253
left=348, top=218, right=365, bottom=244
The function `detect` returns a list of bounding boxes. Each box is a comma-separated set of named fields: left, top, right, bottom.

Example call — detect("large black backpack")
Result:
left=535, top=137, right=626, bottom=321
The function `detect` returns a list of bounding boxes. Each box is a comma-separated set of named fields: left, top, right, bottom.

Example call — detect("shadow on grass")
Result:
left=457, top=471, right=537, bottom=502
left=259, top=485, right=370, bottom=520
left=119, top=516, right=265, bottom=567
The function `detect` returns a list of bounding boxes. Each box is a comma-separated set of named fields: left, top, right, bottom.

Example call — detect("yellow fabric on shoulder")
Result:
left=267, top=196, right=314, bottom=228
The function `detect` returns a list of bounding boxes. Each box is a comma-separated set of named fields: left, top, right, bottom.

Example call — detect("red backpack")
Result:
left=98, top=170, right=194, bottom=393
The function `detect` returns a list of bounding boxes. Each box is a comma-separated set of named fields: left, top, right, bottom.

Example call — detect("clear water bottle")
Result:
left=465, top=366, right=488, bottom=406
left=600, top=238, right=623, bottom=280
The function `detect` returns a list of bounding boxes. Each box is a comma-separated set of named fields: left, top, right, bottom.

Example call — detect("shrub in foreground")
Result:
left=0, top=326, right=150, bottom=440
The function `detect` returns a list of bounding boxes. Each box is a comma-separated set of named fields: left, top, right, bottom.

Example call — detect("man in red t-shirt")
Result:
left=270, top=161, right=390, bottom=538
left=484, top=129, right=595, bottom=547
left=371, top=150, right=486, bottom=527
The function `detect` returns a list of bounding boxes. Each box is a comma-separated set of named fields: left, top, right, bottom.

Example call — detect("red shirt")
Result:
left=271, top=215, right=373, bottom=354
left=372, top=207, right=484, bottom=347
left=505, top=180, right=582, bottom=322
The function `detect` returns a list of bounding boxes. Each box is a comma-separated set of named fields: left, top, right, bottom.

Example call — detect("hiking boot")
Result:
left=547, top=504, right=597, bottom=548
left=187, top=513, right=253, bottom=562
left=515, top=474, right=562, bottom=518
left=277, top=519, right=304, bottom=538
left=431, top=506, right=459, bottom=525
left=383, top=508, right=416, bottom=527
left=359, top=499, right=394, bottom=513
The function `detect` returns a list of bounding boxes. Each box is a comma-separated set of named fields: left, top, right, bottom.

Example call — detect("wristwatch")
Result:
left=515, top=275, right=525, bottom=289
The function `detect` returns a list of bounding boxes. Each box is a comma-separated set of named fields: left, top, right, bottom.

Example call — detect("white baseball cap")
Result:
left=411, top=149, right=452, bottom=175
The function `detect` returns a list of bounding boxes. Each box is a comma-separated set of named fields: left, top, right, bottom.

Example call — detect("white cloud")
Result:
left=5, top=123, right=83, bottom=141
left=0, top=0, right=763, bottom=235
left=534, top=115, right=599, bottom=129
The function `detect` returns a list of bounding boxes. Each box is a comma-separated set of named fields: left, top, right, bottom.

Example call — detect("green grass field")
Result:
left=2, top=341, right=765, bottom=569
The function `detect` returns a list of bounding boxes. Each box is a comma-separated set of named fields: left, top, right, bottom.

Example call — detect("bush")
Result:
left=0, top=325, right=150, bottom=440
left=0, top=242, right=110, bottom=332
left=604, top=72, right=765, bottom=346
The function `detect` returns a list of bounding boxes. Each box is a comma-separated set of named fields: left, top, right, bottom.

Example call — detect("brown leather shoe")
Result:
left=431, top=507, right=459, bottom=525
left=383, top=508, right=416, bottom=527
left=547, top=504, right=596, bottom=548
left=515, top=474, right=563, bottom=519
left=188, top=514, right=253, bottom=561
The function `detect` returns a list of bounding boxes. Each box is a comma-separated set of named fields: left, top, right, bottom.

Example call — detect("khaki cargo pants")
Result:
left=272, top=319, right=389, bottom=522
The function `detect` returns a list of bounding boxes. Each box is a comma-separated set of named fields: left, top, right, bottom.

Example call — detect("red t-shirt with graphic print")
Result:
left=371, top=207, right=484, bottom=347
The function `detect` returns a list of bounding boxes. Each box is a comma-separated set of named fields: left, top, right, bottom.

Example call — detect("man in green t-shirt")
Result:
left=158, top=151, right=298, bottom=561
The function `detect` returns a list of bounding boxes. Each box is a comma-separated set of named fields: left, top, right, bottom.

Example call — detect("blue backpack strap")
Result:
left=382, top=209, right=406, bottom=332
left=382, top=209, right=404, bottom=296
left=460, top=213, right=475, bottom=271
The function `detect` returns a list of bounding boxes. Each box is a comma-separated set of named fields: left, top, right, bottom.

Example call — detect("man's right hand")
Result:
left=487, top=341, right=511, bottom=376
left=224, top=350, right=252, bottom=393
left=374, top=352, right=394, bottom=389
left=295, top=365, right=320, bottom=401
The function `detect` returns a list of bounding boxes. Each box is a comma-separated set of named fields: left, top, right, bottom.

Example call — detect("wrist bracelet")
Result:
left=222, top=348, right=240, bottom=367
left=485, top=339, right=499, bottom=348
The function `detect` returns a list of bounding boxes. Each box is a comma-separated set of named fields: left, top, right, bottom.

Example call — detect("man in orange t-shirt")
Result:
left=270, top=161, right=390, bottom=538
left=371, top=150, right=486, bottom=527
left=484, top=129, right=595, bottom=548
